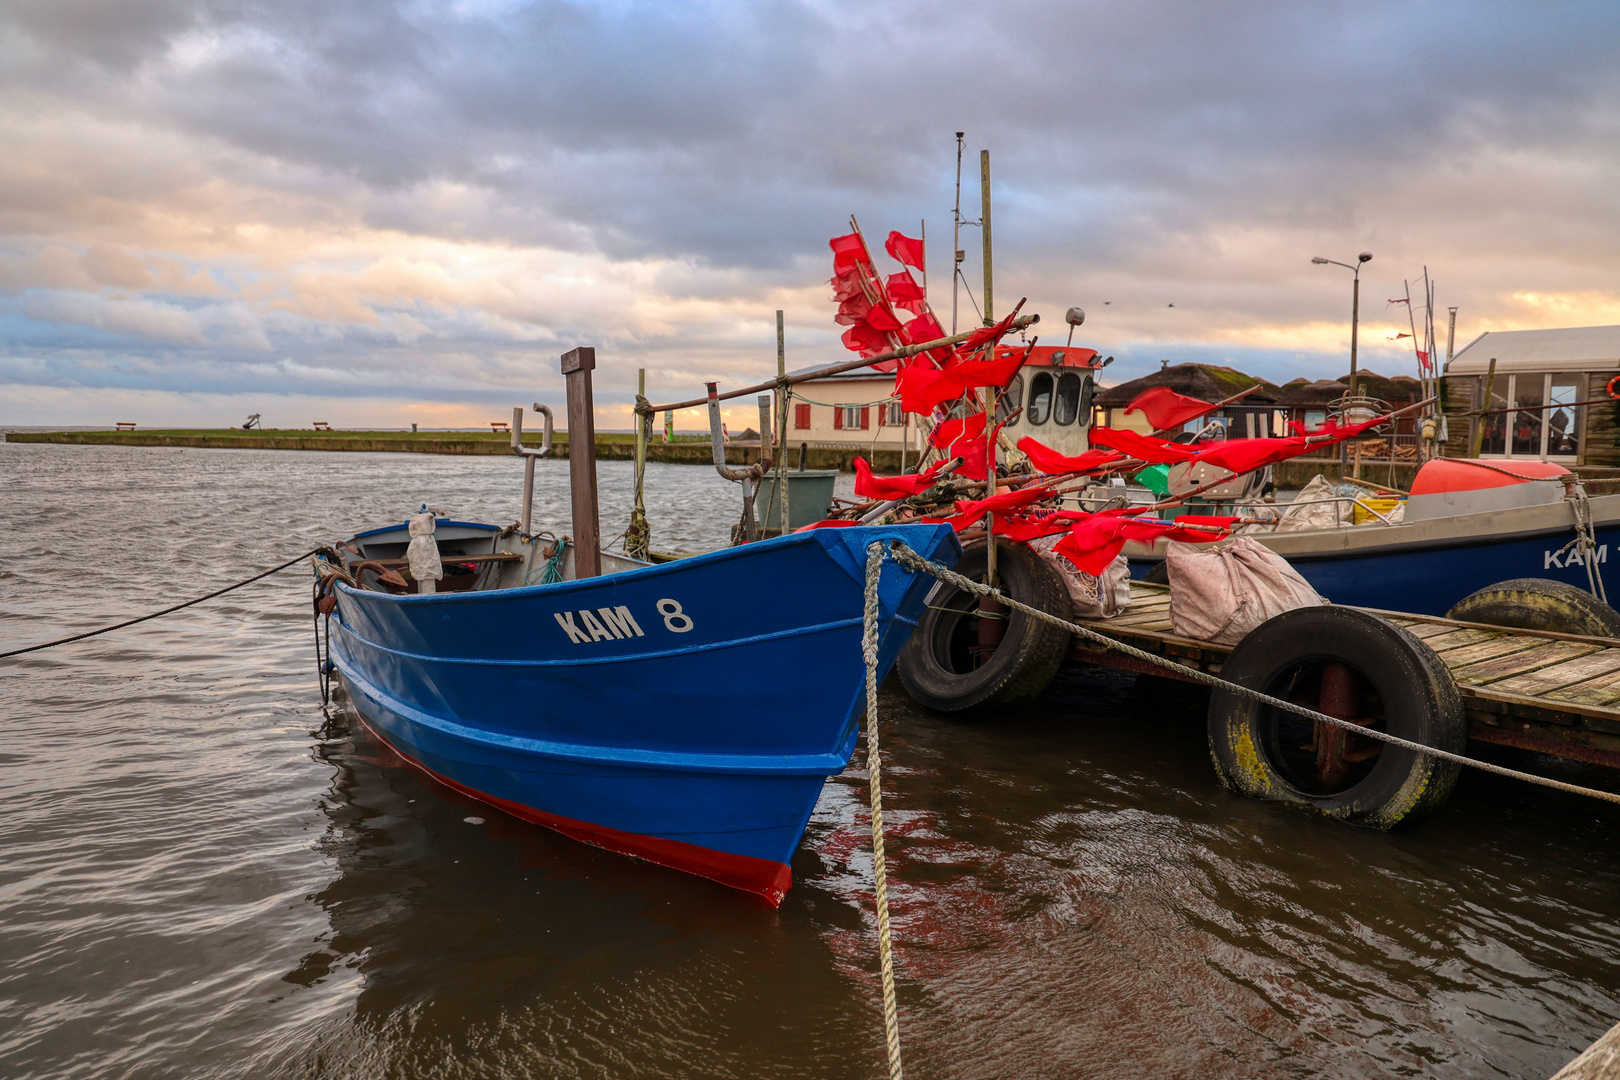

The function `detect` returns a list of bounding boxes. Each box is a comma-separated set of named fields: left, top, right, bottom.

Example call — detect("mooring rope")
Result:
left=862, top=542, right=905, bottom=1080
left=880, top=542, right=1620, bottom=808
left=0, top=548, right=321, bottom=661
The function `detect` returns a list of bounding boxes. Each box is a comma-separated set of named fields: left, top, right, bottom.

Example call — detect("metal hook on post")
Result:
left=707, top=382, right=769, bottom=543
left=510, top=402, right=555, bottom=535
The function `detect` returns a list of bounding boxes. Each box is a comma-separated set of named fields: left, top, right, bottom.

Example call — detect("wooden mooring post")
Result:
left=561, top=346, right=601, bottom=578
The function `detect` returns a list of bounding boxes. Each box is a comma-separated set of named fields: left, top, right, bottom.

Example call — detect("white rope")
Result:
left=863, top=541, right=905, bottom=1080
left=885, top=542, right=1620, bottom=807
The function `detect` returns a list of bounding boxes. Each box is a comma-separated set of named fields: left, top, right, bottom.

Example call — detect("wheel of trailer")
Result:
left=1446, top=578, right=1620, bottom=638
left=1206, top=606, right=1465, bottom=829
left=896, top=537, right=1071, bottom=713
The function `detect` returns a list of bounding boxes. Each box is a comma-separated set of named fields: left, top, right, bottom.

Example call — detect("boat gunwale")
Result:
left=329, top=523, right=954, bottom=608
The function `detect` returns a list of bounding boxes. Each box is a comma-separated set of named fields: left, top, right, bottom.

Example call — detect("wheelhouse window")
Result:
left=1053, top=372, right=1083, bottom=425
left=1027, top=372, right=1054, bottom=425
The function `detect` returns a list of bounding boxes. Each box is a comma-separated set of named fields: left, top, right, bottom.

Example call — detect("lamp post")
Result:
left=1311, top=252, right=1372, bottom=398
left=1312, top=252, right=1372, bottom=477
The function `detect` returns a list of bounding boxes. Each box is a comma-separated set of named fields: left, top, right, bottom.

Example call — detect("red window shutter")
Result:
left=794, top=403, right=811, bottom=429
left=860, top=407, right=870, bottom=430
left=833, top=407, right=843, bottom=430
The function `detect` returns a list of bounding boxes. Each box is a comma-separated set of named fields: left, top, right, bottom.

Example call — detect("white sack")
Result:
left=1030, top=537, right=1132, bottom=619
left=1166, top=536, right=1326, bottom=645
left=406, top=511, right=443, bottom=584
left=1275, top=474, right=1348, bottom=532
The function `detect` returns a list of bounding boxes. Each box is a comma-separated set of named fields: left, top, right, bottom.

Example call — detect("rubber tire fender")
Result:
left=896, top=537, right=1072, bottom=714
left=1446, top=577, right=1620, bottom=639
left=1207, top=606, right=1465, bottom=829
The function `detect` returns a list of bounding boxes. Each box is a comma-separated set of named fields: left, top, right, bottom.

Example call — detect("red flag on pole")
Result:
left=885, top=271, right=927, bottom=313
left=885, top=231, right=925, bottom=270
left=1123, top=386, right=1220, bottom=431
left=830, top=233, right=866, bottom=273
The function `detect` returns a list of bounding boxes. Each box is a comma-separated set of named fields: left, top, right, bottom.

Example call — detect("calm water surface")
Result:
left=2, top=440, right=1618, bottom=1079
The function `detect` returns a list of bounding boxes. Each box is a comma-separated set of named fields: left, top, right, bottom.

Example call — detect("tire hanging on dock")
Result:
left=1446, top=578, right=1620, bottom=638
left=1206, top=606, right=1465, bottom=828
left=895, top=538, right=1071, bottom=713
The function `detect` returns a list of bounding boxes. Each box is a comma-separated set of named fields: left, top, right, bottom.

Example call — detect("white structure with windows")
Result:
left=1446, top=325, right=1620, bottom=463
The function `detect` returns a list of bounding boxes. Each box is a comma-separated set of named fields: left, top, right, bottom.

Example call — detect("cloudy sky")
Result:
left=3, top=0, right=1618, bottom=429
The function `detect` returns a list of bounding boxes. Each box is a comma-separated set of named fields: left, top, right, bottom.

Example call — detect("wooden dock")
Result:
left=1070, top=582, right=1620, bottom=769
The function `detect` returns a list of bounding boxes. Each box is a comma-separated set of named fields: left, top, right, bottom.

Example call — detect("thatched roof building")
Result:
left=1093, top=363, right=1282, bottom=437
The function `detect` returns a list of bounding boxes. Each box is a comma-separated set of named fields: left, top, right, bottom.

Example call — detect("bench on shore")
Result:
left=313, top=421, right=331, bottom=430
left=115, top=422, right=137, bottom=431
left=490, top=421, right=510, bottom=433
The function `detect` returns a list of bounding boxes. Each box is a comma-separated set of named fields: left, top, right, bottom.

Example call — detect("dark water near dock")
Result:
left=2, top=440, right=1619, bottom=1079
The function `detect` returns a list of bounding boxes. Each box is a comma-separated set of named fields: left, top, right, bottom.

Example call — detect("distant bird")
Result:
left=1104, top=300, right=1112, bottom=305
left=1167, top=303, right=1175, bottom=308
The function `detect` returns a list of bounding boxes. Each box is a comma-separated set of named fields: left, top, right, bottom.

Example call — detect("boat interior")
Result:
left=329, top=520, right=652, bottom=595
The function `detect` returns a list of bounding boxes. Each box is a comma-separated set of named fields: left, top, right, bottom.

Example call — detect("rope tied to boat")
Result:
left=0, top=548, right=324, bottom=662
left=881, top=541, right=1620, bottom=808
left=862, top=541, right=906, bottom=1080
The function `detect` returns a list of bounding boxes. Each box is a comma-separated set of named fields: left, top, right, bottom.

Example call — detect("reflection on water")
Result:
left=2, top=441, right=1619, bottom=1079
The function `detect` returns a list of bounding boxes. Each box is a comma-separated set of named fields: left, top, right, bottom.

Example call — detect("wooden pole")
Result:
left=1471, top=357, right=1497, bottom=459
left=561, top=346, right=601, bottom=578
left=980, top=149, right=993, bottom=327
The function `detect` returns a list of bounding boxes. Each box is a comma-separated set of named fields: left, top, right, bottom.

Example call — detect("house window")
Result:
left=1303, top=409, right=1327, bottom=432
left=1027, top=372, right=1054, bottom=425
left=794, top=403, right=812, bottom=430
left=834, top=405, right=867, bottom=430
left=882, top=401, right=903, bottom=426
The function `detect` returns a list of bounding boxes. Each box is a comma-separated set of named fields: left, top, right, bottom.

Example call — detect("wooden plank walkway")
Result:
left=1068, top=583, right=1620, bottom=768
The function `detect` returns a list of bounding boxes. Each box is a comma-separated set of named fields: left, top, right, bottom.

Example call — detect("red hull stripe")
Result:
left=357, top=718, right=793, bottom=906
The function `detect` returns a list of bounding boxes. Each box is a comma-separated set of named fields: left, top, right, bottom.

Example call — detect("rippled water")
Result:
left=2, top=439, right=1619, bottom=1079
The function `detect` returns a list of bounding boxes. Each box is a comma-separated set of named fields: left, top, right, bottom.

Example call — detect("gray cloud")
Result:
left=3, top=0, right=1620, bottom=416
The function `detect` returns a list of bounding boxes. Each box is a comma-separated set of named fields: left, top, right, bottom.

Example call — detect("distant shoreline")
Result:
left=1, top=428, right=901, bottom=471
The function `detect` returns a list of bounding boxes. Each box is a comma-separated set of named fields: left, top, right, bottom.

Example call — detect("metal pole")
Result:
left=517, top=406, right=536, bottom=535
left=634, top=368, right=647, bottom=510
left=980, top=149, right=993, bottom=327
left=773, top=310, right=788, bottom=534
left=1350, top=269, right=1361, bottom=479
left=952, top=132, right=964, bottom=336
left=561, top=347, right=601, bottom=578
left=983, top=383, right=998, bottom=587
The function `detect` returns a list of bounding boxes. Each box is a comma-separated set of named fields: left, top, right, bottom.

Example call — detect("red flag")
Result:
left=885, top=271, right=927, bottom=314
left=1123, top=386, right=1220, bottom=431
left=896, top=344, right=1025, bottom=414
left=1016, top=436, right=1125, bottom=475
left=930, top=410, right=987, bottom=448
left=852, top=457, right=948, bottom=500
left=957, top=311, right=1019, bottom=355
left=830, top=267, right=864, bottom=302
left=830, top=233, right=866, bottom=273
left=993, top=511, right=1085, bottom=542
left=1087, top=427, right=1201, bottom=464
left=1053, top=512, right=1236, bottom=574
left=841, top=323, right=888, bottom=356
left=1190, top=436, right=1310, bottom=474
left=835, top=292, right=873, bottom=326
left=864, top=303, right=903, bottom=333
left=885, top=230, right=925, bottom=270
left=951, top=484, right=1052, bottom=521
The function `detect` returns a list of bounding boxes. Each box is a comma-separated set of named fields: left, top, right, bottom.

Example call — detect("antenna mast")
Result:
left=951, top=132, right=964, bottom=335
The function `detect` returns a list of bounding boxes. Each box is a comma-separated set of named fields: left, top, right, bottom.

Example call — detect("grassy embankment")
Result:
left=4, top=428, right=901, bottom=470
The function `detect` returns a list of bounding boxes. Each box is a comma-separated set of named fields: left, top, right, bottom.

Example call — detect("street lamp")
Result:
left=1311, top=252, right=1373, bottom=398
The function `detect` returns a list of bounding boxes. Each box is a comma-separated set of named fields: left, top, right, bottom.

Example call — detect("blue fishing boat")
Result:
left=1125, top=458, right=1620, bottom=615
left=315, top=521, right=959, bottom=904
